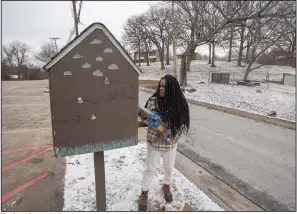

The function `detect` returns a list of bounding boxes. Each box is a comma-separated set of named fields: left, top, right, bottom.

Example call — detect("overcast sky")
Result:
left=2, top=1, right=223, bottom=66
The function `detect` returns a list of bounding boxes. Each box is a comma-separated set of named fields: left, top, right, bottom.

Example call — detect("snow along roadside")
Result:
left=62, top=142, right=223, bottom=211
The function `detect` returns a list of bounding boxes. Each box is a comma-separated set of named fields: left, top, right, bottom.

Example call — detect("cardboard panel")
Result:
left=49, top=28, right=138, bottom=157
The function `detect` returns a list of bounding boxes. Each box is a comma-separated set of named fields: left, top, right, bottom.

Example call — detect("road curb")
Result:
left=174, top=151, right=264, bottom=211
left=139, top=87, right=295, bottom=130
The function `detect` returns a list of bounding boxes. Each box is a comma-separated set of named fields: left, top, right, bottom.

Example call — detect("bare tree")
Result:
left=209, top=30, right=232, bottom=67
left=236, top=21, right=247, bottom=66
left=144, top=5, right=172, bottom=70
left=164, top=12, right=173, bottom=65
left=142, top=37, right=153, bottom=66
left=2, top=41, right=31, bottom=80
left=175, top=0, right=295, bottom=86
left=138, top=14, right=154, bottom=66
left=176, top=26, right=197, bottom=71
left=243, top=16, right=283, bottom=81
left=35, top=41, right=57, bottom=64
left=216, top=26, right=239, bottom=63
left=234, top=2, right=254, bottom=66
left=214, top=2, right=239, bottom=63
left=175, top=1, right=211, bottom=82
left=227, top=27, right=235, bottom=62
left=208, top=43, right=212, bottom=64
left=186, top=30, right=199, bottom=71
left=211, top=38, right=216, bottom=67
left=122, top=15, right=145, bottom=66
left=274, top=10, right=296, bottom=67
left=1, top=58, right=11, bottom=80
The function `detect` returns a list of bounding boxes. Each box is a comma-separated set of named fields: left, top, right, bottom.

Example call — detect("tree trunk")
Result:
left=138, top=44, right=141, bottom=67
left=243, top=63, right=253, bottom=81
left=144, top=40, right=150, bottom=66
left=146, top=52, right=150, bottom=66
left=211, top=40, right=216, bottom=67
left=180, top=55, right=187, bottom=86
left=160, top=46, right=165, bottom=70
left=228, top=27, right=234, bottom=62
left=243, top=46, right=257, bottom=81
left=18, top=65, right=21, bottom=80
left=237, top=22, right=245, bottom=67
left=186, top=47, right=195, bottom=71
left=186, top=54, right=191, bottom=71
left=245, top=41, right=250, bottom=63
left=208, top=44, right=211, bottom=64
left=291, top=34, right=296, bottom=68
left=166, top=44, right=170, bottom=65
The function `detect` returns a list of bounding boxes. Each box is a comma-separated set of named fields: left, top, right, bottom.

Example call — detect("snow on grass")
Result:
left=139, top=60, right=295, bottom=122
left=139, top=60, right=296, bottom=82
left=62, top=142, right=222, bottom=212
left=184, top=83, right=295, bottom=122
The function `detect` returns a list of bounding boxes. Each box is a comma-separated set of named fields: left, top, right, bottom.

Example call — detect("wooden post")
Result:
left=94, top=152, right=106, bottom=211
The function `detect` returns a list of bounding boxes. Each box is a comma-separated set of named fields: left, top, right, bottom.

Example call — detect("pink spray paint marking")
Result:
left=2, top=145, right=52, bottom=155
left=2, top=148, right=52, bottom=172
left=1, top=172, right=51, bottom=203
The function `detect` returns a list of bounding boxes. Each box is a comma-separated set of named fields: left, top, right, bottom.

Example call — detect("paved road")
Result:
left=139, top=90, right=295, bottom=211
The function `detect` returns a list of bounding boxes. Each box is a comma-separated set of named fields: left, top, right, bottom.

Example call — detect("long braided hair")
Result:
left=145, top=75, right=190, bottom=138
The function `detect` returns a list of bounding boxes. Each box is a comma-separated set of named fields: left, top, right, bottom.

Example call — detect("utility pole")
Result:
left=49, top=37, right=60, bottom=52
left=172, top=1, right=177, bottom=78
left=72, top=0, right=79, bottom=36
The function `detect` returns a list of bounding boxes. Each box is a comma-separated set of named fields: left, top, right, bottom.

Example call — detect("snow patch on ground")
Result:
left=139, top=60, right=295, bottom=122
left=185, top=84, right=295, bottom=122
left=139, top=60, right=296, bottom=82
left=62, top=142, right=222, bottom=211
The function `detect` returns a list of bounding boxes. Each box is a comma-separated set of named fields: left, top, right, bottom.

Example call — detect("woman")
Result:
left=138, top=74, right=190, bottom=211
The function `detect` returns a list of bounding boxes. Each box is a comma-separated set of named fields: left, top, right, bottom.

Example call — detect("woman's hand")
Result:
left=138, top=110, right=147, bottom=120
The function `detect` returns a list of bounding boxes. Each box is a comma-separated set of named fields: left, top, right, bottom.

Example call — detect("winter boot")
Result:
left=138, top=190, right=148, bottom=211
left=162, top=184, right=173, bottom=203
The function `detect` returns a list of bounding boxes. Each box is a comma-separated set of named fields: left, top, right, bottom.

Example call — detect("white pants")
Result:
left=141, top=143, right=177, bottom=191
